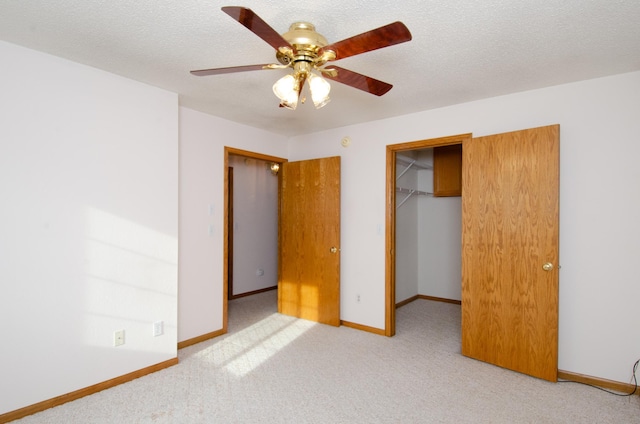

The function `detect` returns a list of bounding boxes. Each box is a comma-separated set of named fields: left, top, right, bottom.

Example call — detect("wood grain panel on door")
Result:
left=461, top=125, right=559, bottom=382
left=279, top=156, right=341, bottom=326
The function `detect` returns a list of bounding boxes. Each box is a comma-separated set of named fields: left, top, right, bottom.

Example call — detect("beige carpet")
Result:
left=12, top=290, right=639, bottom=423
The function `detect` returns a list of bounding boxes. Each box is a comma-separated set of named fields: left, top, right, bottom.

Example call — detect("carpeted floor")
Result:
left=12, top=290, right=639, bottom=423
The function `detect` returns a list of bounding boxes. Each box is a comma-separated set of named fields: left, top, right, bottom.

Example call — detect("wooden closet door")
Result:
left=461, top=125, right=559, bottom=382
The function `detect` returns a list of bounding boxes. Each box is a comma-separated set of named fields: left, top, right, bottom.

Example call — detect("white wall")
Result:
left=289, top=71, right=640, bottom=384
left=417, top=162, right=462, bottom=301
left=178, top=107, right=287, bottom=342
left=0, top=41, right=178, bottom=414
left=228, top=155, right=278, bottom=296
left=395, top=160, right=419, bottom=303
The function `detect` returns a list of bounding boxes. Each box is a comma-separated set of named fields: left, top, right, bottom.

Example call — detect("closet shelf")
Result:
left=396, top=186, right=432, bottom=209
left=396, top=154, right=432, bottom=181
left=396, top=154, right=433, bottom=170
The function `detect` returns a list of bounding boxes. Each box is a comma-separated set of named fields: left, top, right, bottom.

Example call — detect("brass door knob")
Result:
left=542, top=262, right=554, bottom=271
left=330, top=247, right=338, bottom=254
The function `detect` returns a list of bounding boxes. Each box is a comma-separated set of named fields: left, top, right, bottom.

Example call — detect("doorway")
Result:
left=223, top=149, right=342, bottom=330
left=394, top=147, right=463, bottom=310
left=385, top=134, right=471, bottom=336
left=223, top=147, right=286, bottom=332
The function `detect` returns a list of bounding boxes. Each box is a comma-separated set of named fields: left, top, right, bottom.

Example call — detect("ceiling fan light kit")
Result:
left=191, top=7, right=412, bottom=110
left=272, top=59, right=331, bottom=110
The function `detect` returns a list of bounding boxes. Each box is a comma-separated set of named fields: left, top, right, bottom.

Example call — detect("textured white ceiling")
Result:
left=2, top=1, right=640, bottom=136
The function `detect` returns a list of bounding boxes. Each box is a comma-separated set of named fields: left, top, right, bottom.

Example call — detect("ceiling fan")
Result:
left=191, top=6, right=412, bottom=110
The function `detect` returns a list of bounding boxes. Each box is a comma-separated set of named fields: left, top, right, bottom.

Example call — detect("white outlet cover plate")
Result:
left=153, top=321, right=164, bottom=337
left=114, top=330, right=125, bottom=346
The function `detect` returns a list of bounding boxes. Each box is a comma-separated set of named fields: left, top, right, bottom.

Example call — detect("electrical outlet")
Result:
left=114, top=329, right=125, bottom=347
left=153, top=321, right=164, bottom=337
left=357, top=294, right=361, bottom=303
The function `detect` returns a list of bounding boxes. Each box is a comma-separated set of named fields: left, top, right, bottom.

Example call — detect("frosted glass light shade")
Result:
left=308, top=73, right=331, bottom=109
left=272, top=74, right=298, bottom=110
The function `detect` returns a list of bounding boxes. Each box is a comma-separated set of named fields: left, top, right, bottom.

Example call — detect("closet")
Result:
left=395, top=146, right=462, bottom=306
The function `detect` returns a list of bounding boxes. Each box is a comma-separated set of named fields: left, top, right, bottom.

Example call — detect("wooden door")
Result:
left=461, top=125, right=559, bottom=382
left=279, top=156, right=341, bottom=326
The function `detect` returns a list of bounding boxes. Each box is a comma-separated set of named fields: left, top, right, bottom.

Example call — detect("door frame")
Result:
left=223, top=147, right=287, bottom=333
left=384, top=134, right=472, bottom=336
left=227, top=165, right=234, bottom=300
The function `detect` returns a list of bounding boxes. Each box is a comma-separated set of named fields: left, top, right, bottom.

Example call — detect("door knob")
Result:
left=542, top=262, right=554, bottom=271
left=330, top=247, right=338, bottom=254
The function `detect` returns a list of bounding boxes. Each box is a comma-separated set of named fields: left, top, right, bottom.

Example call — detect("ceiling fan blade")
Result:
left=222, top=6, right=293, bottom=51
left=322, top=66, right=393, bottom=96
left=319, top=22, right=411, bottom=61
left=190, top=64, right=282, bottom=76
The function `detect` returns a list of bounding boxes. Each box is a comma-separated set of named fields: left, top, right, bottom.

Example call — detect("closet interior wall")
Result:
left=395, top=149, right=462, bottom=305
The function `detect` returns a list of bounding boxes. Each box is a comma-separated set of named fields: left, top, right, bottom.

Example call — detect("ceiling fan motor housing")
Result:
left=277, top=22, right=329, bottom=66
